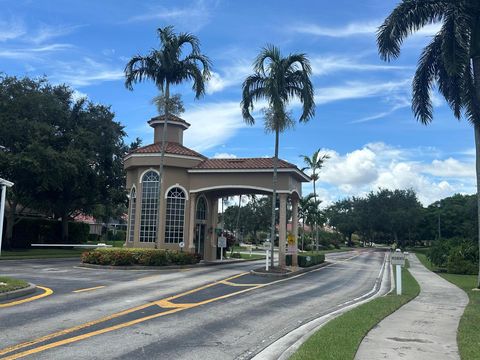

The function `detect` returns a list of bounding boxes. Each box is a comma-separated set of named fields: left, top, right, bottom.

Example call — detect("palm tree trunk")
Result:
left=157, top=81, right=170, bottom=248
left=313, top=172, right=318, bottom=251
left=269, top=128, right=279, bottom=268
left=473, top=56, right=480, bottom=288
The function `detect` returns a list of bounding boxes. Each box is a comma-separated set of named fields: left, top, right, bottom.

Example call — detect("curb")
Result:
left=251, top=252, right=390, bottom=360
left=250, top=262, right=330, bottom=278
left=0, top=283, right=37, bottom=301
left=77, top=257, right=262, bottom=271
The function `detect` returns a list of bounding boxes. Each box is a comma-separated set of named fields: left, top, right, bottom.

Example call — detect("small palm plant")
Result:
left=378, top=0, right=480, bottom=287
left=241, top=45, right=315, bottom=268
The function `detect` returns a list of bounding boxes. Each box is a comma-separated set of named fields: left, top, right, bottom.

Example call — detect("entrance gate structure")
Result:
left=124, top=115, right=310, bottom=267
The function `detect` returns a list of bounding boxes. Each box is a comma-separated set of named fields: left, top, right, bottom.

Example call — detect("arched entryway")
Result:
left=194, top=195, right=207, bottom=258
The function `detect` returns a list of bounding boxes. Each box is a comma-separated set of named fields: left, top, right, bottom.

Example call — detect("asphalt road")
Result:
left=0, top=249, right=387, bottom=360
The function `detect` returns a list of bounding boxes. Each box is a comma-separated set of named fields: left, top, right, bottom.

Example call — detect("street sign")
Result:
left=263, top=241, right=271, bottom=250
left=391, top=252, right=405, bottom=266
left=218, top=236, right=227, bottom=248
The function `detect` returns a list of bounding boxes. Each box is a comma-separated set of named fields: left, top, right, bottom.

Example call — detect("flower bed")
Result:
left=81, top=248, right=201, bottom=266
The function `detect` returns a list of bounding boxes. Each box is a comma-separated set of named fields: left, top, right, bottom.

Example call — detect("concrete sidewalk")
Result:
left=355, top=254, right=469, bottom=360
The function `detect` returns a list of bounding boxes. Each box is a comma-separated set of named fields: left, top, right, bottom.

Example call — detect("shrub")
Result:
left=286, top=252, right=325, bottom=267
left=81, top=248, right=201, bottom=266
left=230, top=252, right=242, bottom=259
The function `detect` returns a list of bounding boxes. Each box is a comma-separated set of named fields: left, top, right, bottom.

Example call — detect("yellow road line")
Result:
left=72, top=286, right=105, bottom=293
left=1, top=308, right=185, bottom=360
left=0, top=286, right=53, bottom=309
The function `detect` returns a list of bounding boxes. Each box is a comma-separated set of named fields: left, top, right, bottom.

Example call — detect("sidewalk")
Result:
left=355, top=254, right=469, bottom=360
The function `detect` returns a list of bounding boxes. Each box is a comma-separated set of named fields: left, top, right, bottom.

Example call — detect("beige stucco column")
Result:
left=279, top=193, right=287, bottom=268
left=210, top=196, right=218, bottom=260
left=292, top=195, right=299, bottom=267
left=188, top=192, right=197, bottom=252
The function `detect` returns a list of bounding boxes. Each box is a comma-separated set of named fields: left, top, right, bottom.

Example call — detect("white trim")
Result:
left=149, top=119, right=190, bottom=129
left=188, top=168, right=310, bottom=182
left=164, top=183, right=189, bottom=200
left=190, top=185, right=297, bottom=194
left=139, top=168, right=160, bottom=183
left=125, top=153, right=204, bottom=162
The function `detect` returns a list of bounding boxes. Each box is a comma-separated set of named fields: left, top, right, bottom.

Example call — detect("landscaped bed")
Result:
left=81, top=248, right=201, bottom=266
left=0, top=276, right=29, bottom=293
left=291, top=266, right=420, bottom=360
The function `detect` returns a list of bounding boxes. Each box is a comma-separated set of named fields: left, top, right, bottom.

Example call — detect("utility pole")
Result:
left=437, top=202, right=441, bottom=240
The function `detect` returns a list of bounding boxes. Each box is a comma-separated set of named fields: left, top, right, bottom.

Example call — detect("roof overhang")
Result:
left=148, top=119, right=190, bottom=130
left=187, top=168, right=311, bottom=182
left=124, top=152, right=205, bottom=162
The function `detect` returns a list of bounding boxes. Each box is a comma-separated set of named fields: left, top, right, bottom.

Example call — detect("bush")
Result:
left=286, top=252, right=325, bottom=267
left=230, top=252, right=242, bottom=259
left=81, top=248, right=201, bottom=266
left=428, top=237, right=478, bottom=274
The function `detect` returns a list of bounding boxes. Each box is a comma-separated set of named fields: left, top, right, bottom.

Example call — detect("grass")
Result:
left=0, top=248, right=87, bottom=260
left=291, top=266, right=420, bottom=360
left=0, top=276, right=29, bottom=293
left=415, top=251, right=479, bottom=360
left=228, top=253, right=265, bottom=260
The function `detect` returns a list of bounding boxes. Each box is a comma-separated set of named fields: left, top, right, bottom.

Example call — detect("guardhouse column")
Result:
left=188, top=192, right=197, bottom=251
left=292, top=195, right=299, bottom=267
left=279, top=193, right=287, bottom=268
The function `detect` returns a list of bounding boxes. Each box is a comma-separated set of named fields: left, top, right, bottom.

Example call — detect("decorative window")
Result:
left=128, top=187, right=136, bottom=242
left=165, top=187, right=186, bottom=243
left=196, top=196, right=207, bottom=221
left=139, top=171, right=159, bottom=243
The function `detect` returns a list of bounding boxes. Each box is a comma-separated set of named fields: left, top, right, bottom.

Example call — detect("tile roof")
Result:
left=131, top=142, right=206, bottom=158
left=193, top=157, right=300, bottom=170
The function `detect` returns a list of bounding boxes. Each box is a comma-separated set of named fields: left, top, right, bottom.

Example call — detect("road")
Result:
left=0, top=249, right=387, bottom=359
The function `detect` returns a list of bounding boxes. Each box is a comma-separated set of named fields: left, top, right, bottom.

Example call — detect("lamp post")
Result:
left=0, top=178, right=14, bottom=257
left=437, top=202, right=441, bottom=240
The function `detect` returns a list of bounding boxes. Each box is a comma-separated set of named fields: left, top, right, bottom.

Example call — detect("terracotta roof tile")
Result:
left=193, top=157, right=299, bottom=170
left=132, top=142, right=206, bottom=158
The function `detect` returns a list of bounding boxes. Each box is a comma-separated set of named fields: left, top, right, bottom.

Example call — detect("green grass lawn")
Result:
left=415, top=251, right=479, bottom=360
left=291, top=266, right=420, bottom=360
left=0, top=276, right=29, bottom=293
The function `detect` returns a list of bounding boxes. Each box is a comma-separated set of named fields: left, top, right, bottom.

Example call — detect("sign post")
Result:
left=391, top=252, right=406, bottom=295
left=218, top=236, right=226, bottom=261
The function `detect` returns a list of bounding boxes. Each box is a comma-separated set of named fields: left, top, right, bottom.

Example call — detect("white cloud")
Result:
left=292, top=20, right=441, bottom=38
left=127, top=0, right=214, bottom=31
left=315, top=142, right=475, bottom=205
left=311, top=56, right=412, bottom=76
left=183, top=101, right=248, bottom=152
left=29, top=24, right=81, bottom=45
left=0, top=18, right=25, bottom=42
left=0, top=43, right=73, bottom=59
left=213, top=152, right=237, bottom=159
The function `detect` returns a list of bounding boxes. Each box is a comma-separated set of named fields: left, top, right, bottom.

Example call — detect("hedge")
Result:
left=81, top=248, right=201, bottom=266
left=286, top=253, right=325, bottom=267
left=11, top=218, right=90, bottom=248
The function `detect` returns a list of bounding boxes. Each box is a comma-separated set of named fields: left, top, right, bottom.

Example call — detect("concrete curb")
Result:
left=250, top=262, right=330, bottom=278
left=251, top=252, right=390, bottom=360
left=77, top=257, right=262, bottom=271
left=0, top=283, right=36, bottom=301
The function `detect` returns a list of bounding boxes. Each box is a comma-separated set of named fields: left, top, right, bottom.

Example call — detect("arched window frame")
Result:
left=165, top=187, right=186, bottom=244
left=128, top=186, right=136, bottom=242
left=139, top=170, right=160, bottom=243
left=196, top=195, right=208, bottom=222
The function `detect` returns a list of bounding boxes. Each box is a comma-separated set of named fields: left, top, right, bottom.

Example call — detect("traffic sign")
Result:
left=218, top=236, right=227, bottom=248
left=391, top=252, right=405, bottom=266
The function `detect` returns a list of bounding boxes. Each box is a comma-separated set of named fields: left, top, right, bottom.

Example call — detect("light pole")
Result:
left=436, top=202, right=441, bottom=240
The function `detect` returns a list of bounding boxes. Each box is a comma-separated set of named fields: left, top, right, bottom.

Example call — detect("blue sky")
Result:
left=1, top=0, right=476, bottom=205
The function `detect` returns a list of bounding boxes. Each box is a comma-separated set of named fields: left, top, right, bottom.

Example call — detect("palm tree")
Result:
left=377, top=1, right=480, bottom=287
left=298, top=194, right=315, bottom=250
left=300, top=149, right=329, bottom=251
left=124, top=26, right=211, bottom=243
left=241, top=45, right=315, bottom=268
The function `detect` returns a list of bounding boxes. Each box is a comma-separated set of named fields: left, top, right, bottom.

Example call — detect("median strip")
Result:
left=0, top=286, right=53, bottom=308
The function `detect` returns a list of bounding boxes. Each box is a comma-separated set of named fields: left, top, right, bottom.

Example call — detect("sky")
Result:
left=0, top=0, right=476, bottom=206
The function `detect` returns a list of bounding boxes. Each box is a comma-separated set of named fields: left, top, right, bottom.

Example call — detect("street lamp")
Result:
left=436, top=202, right=441, bottom=240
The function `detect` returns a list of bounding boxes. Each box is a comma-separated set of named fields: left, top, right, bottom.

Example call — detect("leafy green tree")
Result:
left=378, top=0, right=480, bottom=286
left=300, top=149, right=329, bottom=250
left=0, top=75, right=126, bottom=244
left=326, top=198, right=358, bottom=246
left=241, top=45, right=315, bottom=267
left=298, top=194, right=315, bottom=250
left=124, top=25, right=211, bottom=226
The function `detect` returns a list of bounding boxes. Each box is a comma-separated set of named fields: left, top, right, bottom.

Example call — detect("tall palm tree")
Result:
left=378, top=1, right=480, bottom=287
left=300, top=149, right=329, bottom=251
left=241, top=45, right=315, bottom=268
left=124, top=26, right=211, bottom=242
left=298, top=193, right=315, bottom=251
